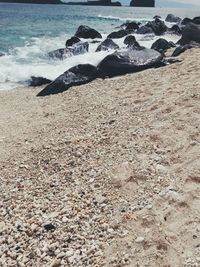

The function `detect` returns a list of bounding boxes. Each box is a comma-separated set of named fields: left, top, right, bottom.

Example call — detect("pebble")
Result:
left=50, top=259, right=61, bottom=267
left=135, top=236, right=145, bottom=243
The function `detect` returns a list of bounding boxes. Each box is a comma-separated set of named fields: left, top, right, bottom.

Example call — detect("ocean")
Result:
left=0, top=3, right=199, bottom=90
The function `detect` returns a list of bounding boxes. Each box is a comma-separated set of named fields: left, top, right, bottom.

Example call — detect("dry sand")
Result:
left=0, top=48, right=200, bottom=267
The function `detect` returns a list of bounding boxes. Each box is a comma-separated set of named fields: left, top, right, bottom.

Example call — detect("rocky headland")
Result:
left=0, top=0, right=63, bottom=3
left=130, top=0, right=155, bottom=7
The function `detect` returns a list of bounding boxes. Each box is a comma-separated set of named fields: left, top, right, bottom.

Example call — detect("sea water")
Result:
left=0, top=3, right=199, bottom=90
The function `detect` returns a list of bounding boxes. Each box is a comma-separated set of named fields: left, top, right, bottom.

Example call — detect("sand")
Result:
left=0, top=48, right=200, bottom=267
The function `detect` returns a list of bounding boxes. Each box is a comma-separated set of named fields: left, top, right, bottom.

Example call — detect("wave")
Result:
left=0, top=30, right=180, bottom=91
left=97, top=14, right=149, bottom=23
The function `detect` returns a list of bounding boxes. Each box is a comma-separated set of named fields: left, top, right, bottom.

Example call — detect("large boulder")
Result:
left=122, top=21, right=139, bottom=31
left=165, top=14, right=181, bottom=23
left=107, top=29, right=129, bottom=39
left=153, top=15, right=161, bottom=20
left=98, top=48, right=163, bottom=77
left=136, top=25, right=154, bottom=34
left=145, top=18, right=167, bottom=35
left=172, top=41, right=200, bottom=57
left=96, top=38, right=119, bottom=52
left=178, top=23, right=200, bottom=45
left=48, top=42, right=89, bottom=60
left=193, top=17, right=200, bottom=25
left=75, top=25, right=102, bottom=39
left=181, top=17, right=192, bottom=25
left=0, top=52, right=5, bottom=57
left=151, top=38, right=175, bottom=53
left=29, top=76, right=52, bottom=87
left=65, top=36, right=80, bottom=47
left=168, top=24, right=182, bottom=35
left=37, top=64, right=104, bottom=96
left=124, top=35, right=140, bottom=48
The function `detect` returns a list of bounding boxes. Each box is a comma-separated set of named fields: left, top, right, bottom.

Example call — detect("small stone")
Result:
left=135, top=236, right=145, bottom=243
left=0, top=222, right=6, bottom=232
left=156, top=164, right=167, bottom=174
left=50, top=258, right=61, bottom=267
left=65, top=249, right=74, bottom=257
left=95, top=194, right=106, bottom=204
left=44, top=223, right=56, bottom=231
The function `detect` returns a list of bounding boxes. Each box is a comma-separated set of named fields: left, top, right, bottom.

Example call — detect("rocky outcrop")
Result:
left=192, top=17, right=200, bottom=25
left=172, top=42, right=200, bottom=57
left=130, top=0, right=155, bottom=7
left=151, top=38, right=175, bottom=53
left=65, top=36, right=80, bottom=47
left=66, top=0, right=121, bottom=6
left=165, top=14, right=181, bottom=23
left=29, top=76, right=52, bottom=87
left=145, top=18, right=167, bottom=35
left=0, top=0, right=63, bottom=3
left=168, top=25, right=181, bottom=35
left=121, top=21, right=139, bottom=31
left=98, top=48, right=163, bottom=77
left=107, top=29, right=129, bottom=39
left=75, top=25, right=102, bottom=39
left=124, top=35, right=140, bottom=48
left=96, top=39, right=119, bottom=52
left=136, top=25, right=154, bottom=35
left=37, top=64, right=104, bottom=96
left=181, top=17, right=200, bottom=25
left=48, top=42, right=89, bottom=60
left=178, top=23, right=200, bottom=45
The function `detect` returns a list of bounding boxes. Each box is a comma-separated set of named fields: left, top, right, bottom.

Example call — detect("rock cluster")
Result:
left=25, top=14, right=200, bottom=95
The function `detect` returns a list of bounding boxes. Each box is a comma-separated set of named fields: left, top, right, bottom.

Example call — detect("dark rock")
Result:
left=0, top=52, right=5, bottom=57
left=136, top=25, right=154, bottom=34
left=0, top=0, right=63, bottom=3
left=98, top=48, right=163, bottom=77
left=155, top=57, right=182, bottom=68
left=153, top=15, right=161, bottom=20
left=44, top=224, right=56, bottom=231
left=37, top=64, right=104, bottom=96
left=75, top=25, right=102, bottom=39
left=130, top=0, right=155, bottom=7
left=65, top=36, right=80, bottom=47
left=90, top=40, right=101, bottom=44
left=29, top=76, right=52, bottom=87
left=96, top=38, right=119, bottom=52
left=165, top=14, right=181, bottom=23
left=193, top=16, right=200, bottom=25
left=48, top=42, right=89, bottom=60
left=181, top=17, right=192, bottom=25
left=145, top=18, right=167, bottom=35
left=107, top=29, right=129, bottom=39
left=66, top=0, right=121, bottom=6
left=124, top=21, right=139, bottom=31
left=124, top=35, right=140, bottom=48
left=178, top=23, right=200, bottom=45
left=172, top=42, right=200, bottom=57
left=151, top=38, right=175, bottom=53
left=169, top=24, right=182, bottom=35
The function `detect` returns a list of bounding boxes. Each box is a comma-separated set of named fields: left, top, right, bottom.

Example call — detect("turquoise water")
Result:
left=0, top=3, right=199, bottom=89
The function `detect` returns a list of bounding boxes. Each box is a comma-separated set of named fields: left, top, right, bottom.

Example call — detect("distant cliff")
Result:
left=66, top=0, right=121, bottom=6
left=0, top=0, right=63, bottom=4
left=130, top=0, right=155, bottom=7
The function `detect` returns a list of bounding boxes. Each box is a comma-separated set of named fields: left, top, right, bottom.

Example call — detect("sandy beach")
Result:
left=0, top=48, right=200, bottom=266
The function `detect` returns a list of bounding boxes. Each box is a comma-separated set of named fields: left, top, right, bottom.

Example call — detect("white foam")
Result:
left=97, top=14, right=148, bottom=22
left=0, top=26, right=180, bottom=91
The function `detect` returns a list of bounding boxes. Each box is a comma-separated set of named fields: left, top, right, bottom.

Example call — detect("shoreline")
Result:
left=0, top=48, right=200, bottom=266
